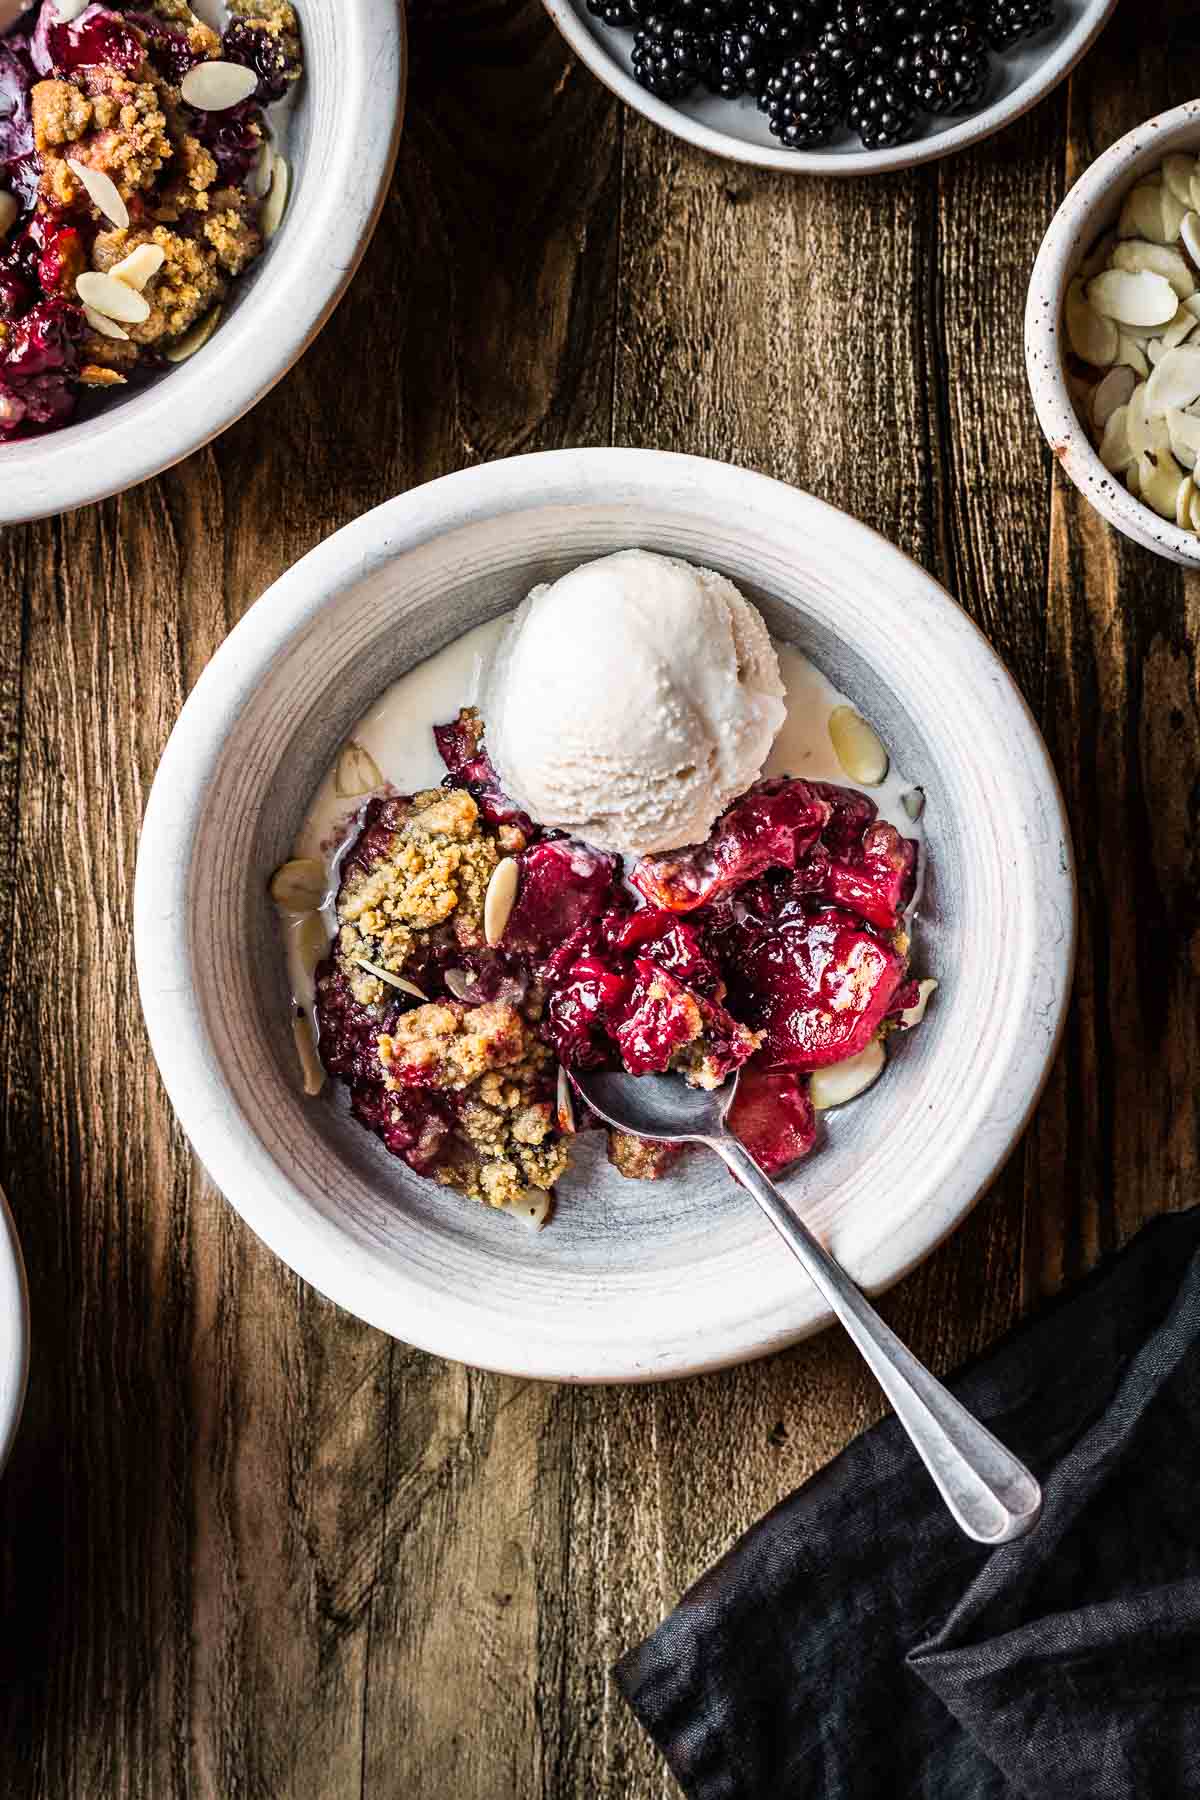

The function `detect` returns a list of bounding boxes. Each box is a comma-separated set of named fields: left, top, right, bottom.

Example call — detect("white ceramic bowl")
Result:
left=0, top=0, right=403, bottom=525
left=543, top=0, right=1115, bottom=176
left=1026, top=99, right=1200, bottom=567
left=0, top=1183, right=29, bottom=1473
left=134, top=449, right=1075, bottom=1383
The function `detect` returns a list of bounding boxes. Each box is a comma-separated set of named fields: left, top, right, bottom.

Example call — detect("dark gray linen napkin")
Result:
left=615, top=1206, right=1200, bottom=1799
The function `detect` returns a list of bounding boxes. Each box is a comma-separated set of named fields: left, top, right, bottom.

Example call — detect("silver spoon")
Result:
left=572, top=1066, right=1042, bottom=1545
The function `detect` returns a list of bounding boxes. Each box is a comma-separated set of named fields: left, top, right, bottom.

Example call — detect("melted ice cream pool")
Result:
left=282, top=617, right=925, bottom=1023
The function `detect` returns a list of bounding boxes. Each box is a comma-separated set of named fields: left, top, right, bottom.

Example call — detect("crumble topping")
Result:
left=336, top=789, right=499, bottom=1006
left=378, top=1000, right=567, bottom=1210
left=607, top=1131, right=682, bottom=1181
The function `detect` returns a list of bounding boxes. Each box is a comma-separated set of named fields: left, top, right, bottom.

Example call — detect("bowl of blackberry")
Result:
left=543, top=0, right=1116, bottom=173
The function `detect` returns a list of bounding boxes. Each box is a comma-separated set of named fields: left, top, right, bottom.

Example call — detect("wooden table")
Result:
left=1, top=2, right=1197, bottom=1793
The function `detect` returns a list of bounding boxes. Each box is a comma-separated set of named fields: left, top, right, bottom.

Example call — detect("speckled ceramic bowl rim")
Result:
left=0, top=0, right=404, bottom=525
left=542, top=0, right=1116, bottom=176
left=1025, top=98, right=1200, bottom=566
left=0, top=1184, right=30, bottom=1475
left=134, top=449, right=1076, bottom=1382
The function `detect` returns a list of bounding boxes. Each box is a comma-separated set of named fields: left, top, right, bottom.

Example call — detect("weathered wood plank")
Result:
left=1026, top=0, right=1200, bottom=1302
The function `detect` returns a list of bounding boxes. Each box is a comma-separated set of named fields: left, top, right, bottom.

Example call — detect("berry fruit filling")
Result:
left=305, top=704, right=930, bottom=1218
left=0, top=0, right=301, bottom=441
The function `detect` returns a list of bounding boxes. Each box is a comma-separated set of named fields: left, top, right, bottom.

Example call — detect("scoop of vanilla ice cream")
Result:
left=482, top=549, right=786, bottom=857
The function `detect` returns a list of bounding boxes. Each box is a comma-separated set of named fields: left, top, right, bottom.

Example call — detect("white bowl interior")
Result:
left=136, top=454, right=1073, bottom=1381
left=545, top=0, right=1116, bottom=175
left=1026, top=100, right=1200, bottom=565
left=0, top=0, right=402, bottom=523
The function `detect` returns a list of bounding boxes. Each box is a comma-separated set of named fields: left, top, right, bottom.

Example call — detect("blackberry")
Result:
left=969, top=0, right=1055, bottom=50
left=631, top=16, right=712, bottom=95
left=758, top=49, right=845, bottom=148
left=885, top=0, right=968, bottom=37
left=815, top=0, right=893, bottom=84
left=585, top=0, right=658, bottom=28
left=672, top=0, right=739, bottom=27
left=846, top=69, right=916, bottom=147
left=736, top=0, right=825, bottom=57
left=705, top=25, right=769, bottom=97
left=893, top=21, right=988, bottom=113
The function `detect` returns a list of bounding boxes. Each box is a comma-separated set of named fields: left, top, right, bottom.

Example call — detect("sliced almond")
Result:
left=556, top=1065, right=576, bottom=1134
left=110, top=242, right=165, bottom=292
left=1161, top=187, right=1189, bottom=243
left=1164, top=155, right=1198, bottom=207
left=164, top=305, right=222, bottom=363
left=67, top=157, right=128, bottom=230
left=1098, top=402, right=1135, bottom=474
left=898, top=978, right=939, bottom=1030
left=1127, top=461, right=1142, bottom=497
left=1065, top=277, right=1118, bottom=367
left=1116, top=334, right=1150, bottom=378
left=53, top=0, right=90, bottom=16
left=1078, top=230, right=1117, bottom=282
left=1118, top=183, right=1171, bottom=243
left=1182, top=212, right=1200, bottom=270
left=1148, top=339, right=1164, bottom=367
left=1126, top=380, right=1171, bottom=458
left=1146, top=343, right=1200, bottom=412
left=828, top=706, right=888, bottom=786
left=1158, top=304, right=1199, bottom=354
left=0, top=191, right=17, bottom=240
left=252, top=140, right=275, bottom=200
left=83, top=303, right=129, bottom=341
left=1112, top=239, right=1196, bottom=299
left=335, top=740, right=384, bottom=798
left=810, top=1039, right=885, bottom=1111
left=1191, top=487, right=1200, bottom=532
left=1176, top=474, right=1196, bottom=529
left=292, top=1014, right=326, bottom=1097
left=350, top=956, right=427, bottom=1000
left=503, top=1187, right=552, bottom=1230
left=484, top=856, right=520, bottom=947
left=180, top=59, right=258, bottom=111
left=1087, top=268, right=1179, bottom=329
left=1166, top=405, right=1200, bottom=469
left=75, top=269, right=150, bottom=324
left=1090, top=365, right=1136, bottom=434
left=901, top=787, right=925, bottom=821
left=1136, top=449, right=1186, bottom=520
left=293, top=911, right=330, bottom=981
left=261, top=152, right=289, bottom=240
left=269, top=857, right=326, bottom=913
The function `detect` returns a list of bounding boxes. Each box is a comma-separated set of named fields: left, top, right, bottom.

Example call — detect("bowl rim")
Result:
left=134, top=448, right=1077, bottom=1382
left=0, top=0, right=405, bottom=526
left=542, top=0, right=1117, bottom=177
left=0, top=1182, right=30, bottom=1475
left=1025, top=97, right=1200, bottom=566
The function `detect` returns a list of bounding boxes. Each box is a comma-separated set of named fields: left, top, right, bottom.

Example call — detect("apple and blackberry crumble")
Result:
left=0, top=0, right=299, bottom=439
left=291, top=701, right=928, bottom=1228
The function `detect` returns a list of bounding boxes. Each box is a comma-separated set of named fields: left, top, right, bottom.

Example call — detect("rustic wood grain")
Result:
left=1, top=2, right=1197, bottom=1797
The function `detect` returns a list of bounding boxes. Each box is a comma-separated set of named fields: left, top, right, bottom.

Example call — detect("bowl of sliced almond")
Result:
left=1026, top=98, right=1200, bottom=565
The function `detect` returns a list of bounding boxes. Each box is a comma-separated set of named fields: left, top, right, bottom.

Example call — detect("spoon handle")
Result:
left=711, top=1135, right=1041, bottom=1545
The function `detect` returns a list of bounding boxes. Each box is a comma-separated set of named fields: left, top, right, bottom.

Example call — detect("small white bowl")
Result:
left=1026, top=99, right=1200, bottom=567
left=0, top=0, right=404, bottom=525
left=134, top=449, right=1075, bottom=1383
left=543, top=0, right=1116, bottom=177
left=0, top=1183, right=29, bottom=1473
